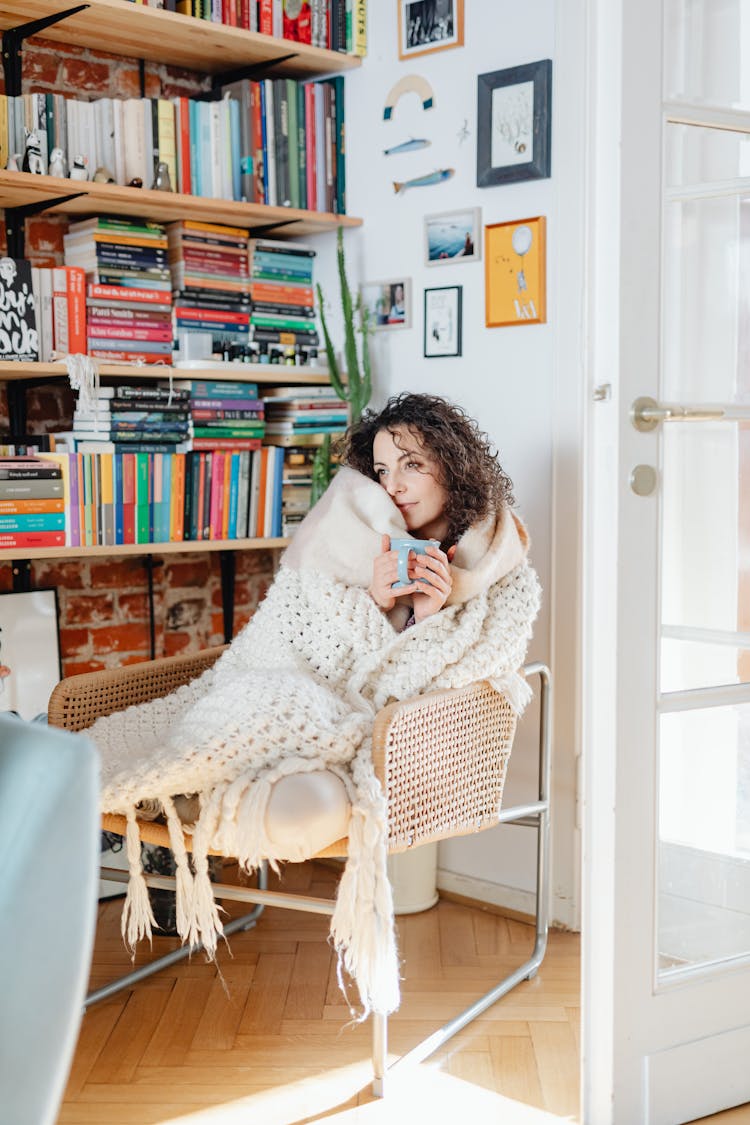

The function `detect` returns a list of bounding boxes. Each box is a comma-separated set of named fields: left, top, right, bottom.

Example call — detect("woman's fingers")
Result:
left=381, top=534, right=391, bottom=554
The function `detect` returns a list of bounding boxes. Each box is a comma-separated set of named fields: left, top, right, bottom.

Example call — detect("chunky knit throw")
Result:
left=88, top=467, right=541, bottom=1015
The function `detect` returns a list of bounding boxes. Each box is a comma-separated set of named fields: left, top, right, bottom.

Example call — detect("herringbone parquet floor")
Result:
left=58, top=860, right=580, bottom=1125
left=57, top=861, right=750, bottom=1125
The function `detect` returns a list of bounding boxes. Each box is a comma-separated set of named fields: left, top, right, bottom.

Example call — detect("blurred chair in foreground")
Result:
left=0, top=713, right=99, bottom=1125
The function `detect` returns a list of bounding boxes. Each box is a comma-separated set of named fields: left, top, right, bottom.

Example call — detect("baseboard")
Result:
left=437, top=869, right=537, bottom=923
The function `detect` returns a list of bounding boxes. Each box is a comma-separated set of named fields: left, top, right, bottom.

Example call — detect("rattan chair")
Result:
left=48, top=649, right=551, bottom=1097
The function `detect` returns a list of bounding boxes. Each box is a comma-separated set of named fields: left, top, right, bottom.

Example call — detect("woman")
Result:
left=88, top=393, right=540, bottom=1016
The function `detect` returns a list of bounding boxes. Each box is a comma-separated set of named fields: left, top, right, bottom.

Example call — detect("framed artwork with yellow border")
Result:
left=484, top=216, right=546, bottom=327
left=398, top=0, right=464, bottom=60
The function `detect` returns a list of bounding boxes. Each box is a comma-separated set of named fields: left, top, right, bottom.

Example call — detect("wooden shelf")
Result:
left=0, top=171, right=361, bottom=237
left=0, top=361, right=333, bottom=384
left=0, top=537, right=289, bottom=560
left=0, top=0, right=361, bottom=77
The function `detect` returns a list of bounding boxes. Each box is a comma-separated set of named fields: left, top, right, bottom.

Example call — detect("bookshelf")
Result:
left=0, top=0, right=353, bottom=643
left=0, top=361, right=337, bottom=385
left=0, top=0, right=362, bottom=78
left=7, top=536, right=289, bottom=561
left=0, top=173, right=361, bottom=240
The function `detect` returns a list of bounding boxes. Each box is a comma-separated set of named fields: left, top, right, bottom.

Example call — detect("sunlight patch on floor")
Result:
left=158, top=1060, right=575, bottom=1125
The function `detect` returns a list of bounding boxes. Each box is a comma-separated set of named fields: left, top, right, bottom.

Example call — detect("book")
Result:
left=0, top=259, right=39, bottom=361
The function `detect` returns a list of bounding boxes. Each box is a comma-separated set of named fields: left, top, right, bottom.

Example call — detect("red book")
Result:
left=305, top=82, right=316, bottom=211
left=177, top=96, right=192, bottom=196
left=88, top=350, right=172, bottom=365
left=258, top=0, right=273, bottom=34
left=67, top=267, right=87, bottom=353
left=196, top=452, right=207, bottom=540
left=88, top=319, right=171, bottom=335
left=88, top=284, right=172, bottom=305
left=239, top=0, right=251, bottom=29
left=191, top=437, right=262, bottom=451
left=255, top=446, right=268, bottom=535
left=122, top=453, right=136, bottom=544
left=283, top=0, right=311, bottom=43
left=209, top=450, right=224, bottom=539
left=174, top=307, right=249, bottom=324
left=250, top=81, right=264, bottom=205
left=0, top=531, right=66, bottom=548
left=249, top=282, right=313, bottom=305
left=90, top=326, right=173, bottom=342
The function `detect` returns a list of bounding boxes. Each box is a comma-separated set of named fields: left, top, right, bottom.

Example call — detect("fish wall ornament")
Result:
left=384, top=138, right=431, bottom=156
left=393, top=168, right=454, bottom=193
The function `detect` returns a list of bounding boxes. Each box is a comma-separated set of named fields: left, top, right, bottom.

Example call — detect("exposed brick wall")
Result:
left=0, top=549, right=275, bottom=677
left=2, top=40, right=277, bottom=676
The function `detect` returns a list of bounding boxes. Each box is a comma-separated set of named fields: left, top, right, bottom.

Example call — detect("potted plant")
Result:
left=312, top=226, right=373, bottom=503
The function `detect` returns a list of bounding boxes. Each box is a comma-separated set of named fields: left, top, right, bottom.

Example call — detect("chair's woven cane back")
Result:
left=373, top=681, right=517, bottom=855
left=49, top=651, right=517, bottom=860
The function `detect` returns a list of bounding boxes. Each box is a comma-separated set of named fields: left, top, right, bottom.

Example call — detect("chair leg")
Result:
left=380, top=663, right=552, bottom=1077
left=85, top=861, right=269, bottom=1008
left=371, top=1012, right=388, bottom=1097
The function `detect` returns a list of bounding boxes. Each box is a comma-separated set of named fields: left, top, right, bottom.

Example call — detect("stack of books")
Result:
left=0, top=456, right=66, bottom=550
left=168, top=221, right=251, bottom=362
left=248, top=239, right=319, bottom=360
left=261, top=385, right=348, bottom=445
left=181, top=378, right=265, bottom=452
left=63, top=217, right=173, bottom=365
left=65, top=385, right=191, bottom=454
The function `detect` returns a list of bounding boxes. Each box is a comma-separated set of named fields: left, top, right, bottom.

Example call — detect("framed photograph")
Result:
left=398, top=0, right=464, bottom=60
left=477, top=59, right=552, bottom=187
left=424, top=285, right=462, bottom=357
left=485, top=216, right=546, bottom=327
left=0, top=588, right=62, bottom=722
left=424, top=208, right=481, bottom=267
left=359, top=278, right=412, bottom=330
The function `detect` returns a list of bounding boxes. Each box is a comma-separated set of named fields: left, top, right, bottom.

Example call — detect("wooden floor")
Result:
left=59, top=862, right=750, bottom=1125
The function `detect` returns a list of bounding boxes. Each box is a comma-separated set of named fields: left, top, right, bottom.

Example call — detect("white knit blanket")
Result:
left=88, top=468, right=541, bottom=1015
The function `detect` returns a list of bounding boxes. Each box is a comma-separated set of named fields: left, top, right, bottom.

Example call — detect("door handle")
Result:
left=631, top=396, right=750, bottom=431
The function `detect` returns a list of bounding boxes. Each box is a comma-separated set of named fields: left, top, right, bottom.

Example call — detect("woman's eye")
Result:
left=407, top=461, right=421, bottom=470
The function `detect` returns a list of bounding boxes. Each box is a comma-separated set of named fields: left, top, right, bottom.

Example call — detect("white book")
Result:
left=30, top=267, right=41, bottom=358
left=77, top=99, right=96, bottom=176
left=122, top=98, right=147, bottom=186
left=65, top=97, right=79, bottom=174
left=111, top=98, right=125, bottom=186
left=39, top=268, right=54, bottom=363
left=53, top=94, right=68, bottom=171
left=248, top=447, right=261, bottom=537
left=272, top=0, right=282, bottom=37
left=236, top=450, right=249, bottom=539
left=208, top=101, right=224, bottom=201
left=99, top=98, right=116, bottom=179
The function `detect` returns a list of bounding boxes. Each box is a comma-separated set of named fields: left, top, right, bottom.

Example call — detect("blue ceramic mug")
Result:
left=390, top=537, right=440, bottom=589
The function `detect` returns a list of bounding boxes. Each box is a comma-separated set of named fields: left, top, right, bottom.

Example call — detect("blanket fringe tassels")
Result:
left=162, top=795, right=196, bottom=939
left=185, top=788, right=226, bottom=955
left=121, top=807, right=157, bottom=951
left=331, top=801, right=400, bottom=1019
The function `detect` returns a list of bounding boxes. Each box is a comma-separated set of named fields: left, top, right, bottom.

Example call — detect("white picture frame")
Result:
left=0, top=588, right=61, bottom=722
left=424, top=207, right=482, bottom=266
left=424, top=285, right=462, bottom=358
left=359, top=278, right=412, bottom=331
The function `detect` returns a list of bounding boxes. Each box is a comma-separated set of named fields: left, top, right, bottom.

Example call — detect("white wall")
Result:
left=312, top=0, right=580, bottom=928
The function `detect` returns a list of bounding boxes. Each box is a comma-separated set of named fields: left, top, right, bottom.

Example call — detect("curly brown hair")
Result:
left=341, top=393, right=515, bottom=547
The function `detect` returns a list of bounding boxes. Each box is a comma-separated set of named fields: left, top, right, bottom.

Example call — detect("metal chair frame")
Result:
left=52, top=659, right=551, bottom=1097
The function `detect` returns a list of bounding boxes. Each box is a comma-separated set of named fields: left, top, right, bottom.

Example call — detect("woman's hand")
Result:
left=368, top=534, right=419, bottom=611
left=411, top=543, right=457, bottom=623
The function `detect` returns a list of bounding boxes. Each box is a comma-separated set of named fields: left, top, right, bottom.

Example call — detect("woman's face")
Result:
left=372, top=425, right=449, bottom=541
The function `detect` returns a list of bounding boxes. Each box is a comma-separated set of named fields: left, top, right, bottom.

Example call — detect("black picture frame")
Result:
left=423, top=285, right=462, bottom=358
left=476, top=59, right=552, bottom=188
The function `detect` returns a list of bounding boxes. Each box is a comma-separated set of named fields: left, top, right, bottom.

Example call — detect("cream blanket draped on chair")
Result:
left=86, top=467, right=541, bottom=1016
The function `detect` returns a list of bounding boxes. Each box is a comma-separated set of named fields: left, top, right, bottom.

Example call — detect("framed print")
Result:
left=359, top=278, right=412, bottom=330
left=477, top=59, right=552, bottom=187
left=398, top=0, right=464, bottom=60
left=485, top=217, right=546, bottom=327
left=424, top=285, right=462, bottom=357
left=424, top=207, right=481, bottom=267
left=0, top=588, right=61, bottom=722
